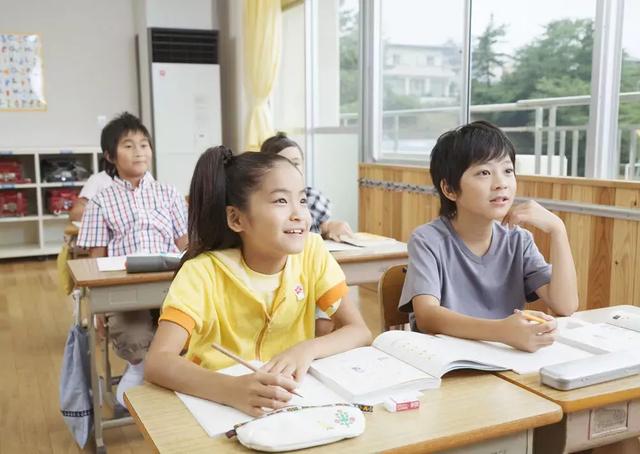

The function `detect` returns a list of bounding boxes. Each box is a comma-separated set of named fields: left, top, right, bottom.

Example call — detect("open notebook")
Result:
left=176, top=361, right=347, bottom=437
left=309, top=330, right=593, bottom=405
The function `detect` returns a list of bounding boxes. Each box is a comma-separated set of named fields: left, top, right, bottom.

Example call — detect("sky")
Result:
left=378, top=0, right=639, bottom=60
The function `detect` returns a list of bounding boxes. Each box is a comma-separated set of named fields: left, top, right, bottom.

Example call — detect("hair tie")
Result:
left=222, top=147, right=234, bottom=167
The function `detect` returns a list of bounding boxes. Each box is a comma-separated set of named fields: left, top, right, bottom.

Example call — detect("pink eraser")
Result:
left=383, top=394, right=421, bottom=412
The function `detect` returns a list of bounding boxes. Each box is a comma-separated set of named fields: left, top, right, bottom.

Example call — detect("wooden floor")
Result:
left=0, top=258, right=382, bottom=453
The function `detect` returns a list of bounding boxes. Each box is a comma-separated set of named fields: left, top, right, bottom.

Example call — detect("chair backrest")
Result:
left=377, top=264, right=410, bottom=332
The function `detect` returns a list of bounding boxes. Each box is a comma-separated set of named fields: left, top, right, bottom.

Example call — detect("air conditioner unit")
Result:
left=148, top=28, right=221, bottom=195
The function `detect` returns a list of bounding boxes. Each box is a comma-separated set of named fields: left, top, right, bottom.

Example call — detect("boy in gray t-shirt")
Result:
left=399, top=121, right=579, bottom=353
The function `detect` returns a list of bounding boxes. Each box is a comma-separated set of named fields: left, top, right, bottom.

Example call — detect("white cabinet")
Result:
left=0, top=147, right=100, bottom=259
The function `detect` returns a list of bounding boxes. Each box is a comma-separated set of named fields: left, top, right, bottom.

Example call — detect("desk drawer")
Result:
left=87, top=281, right=171, bottom=313
left=535, top=399, right=640, bottom=453
left=439, top=429, right=531, bottom=453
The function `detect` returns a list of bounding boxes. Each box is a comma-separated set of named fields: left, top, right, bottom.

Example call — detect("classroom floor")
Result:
left=0, top=258, right=382, bottom=453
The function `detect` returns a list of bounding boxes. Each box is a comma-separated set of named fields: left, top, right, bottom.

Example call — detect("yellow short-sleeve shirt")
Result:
left=159, top=233, right=348, bottom=370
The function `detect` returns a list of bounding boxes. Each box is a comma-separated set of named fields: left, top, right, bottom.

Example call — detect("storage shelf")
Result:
left=0, top=147, right=100, bottom=259
left=42, top=239, right=64, bottom=255
left=0, top=147, right=99, bottom=156
left=0, top=244, right=45, bottom=259
left=41, top=214, right=70, bottom=221
left=0, top=183, right=37, bottom=189
left=0, top=215, right=39, bottom=223
left=40, top=182, right=85, bottom=188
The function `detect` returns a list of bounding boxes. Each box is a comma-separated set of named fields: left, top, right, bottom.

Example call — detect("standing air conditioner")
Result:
left=148, top=28, right=221, bottom=195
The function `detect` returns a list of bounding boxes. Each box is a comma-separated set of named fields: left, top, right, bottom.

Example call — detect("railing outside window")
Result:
left=343, top=91, right=640, bottom=180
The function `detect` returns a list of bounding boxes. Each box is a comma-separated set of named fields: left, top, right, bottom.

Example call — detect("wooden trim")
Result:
left=360, top=163, right=640, bottom=190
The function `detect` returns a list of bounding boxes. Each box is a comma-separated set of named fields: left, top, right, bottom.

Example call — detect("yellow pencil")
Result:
left=520, top=310, right=548, bottom=324
left=211, top=342, right=304, bottom=398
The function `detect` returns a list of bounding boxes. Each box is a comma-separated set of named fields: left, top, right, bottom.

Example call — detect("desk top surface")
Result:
left=68, top=239, right=407, bottom=287
left=67, top=258, right=174, bottom=287
left=125, top=372, right=561, bottom=454
left=497, top=371, right=640, bottom=414
left=498, top=305, right=640, bottom=413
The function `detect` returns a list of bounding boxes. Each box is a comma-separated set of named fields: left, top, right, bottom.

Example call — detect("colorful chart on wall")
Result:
left=0, top=33, right=46, bottom=111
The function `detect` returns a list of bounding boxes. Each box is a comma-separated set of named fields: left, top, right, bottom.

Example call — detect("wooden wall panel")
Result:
left=610, top=189, right=639, bottom=306
left=359, top=164, right=640, bottom=310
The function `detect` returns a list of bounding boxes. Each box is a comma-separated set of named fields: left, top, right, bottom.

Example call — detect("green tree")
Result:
left=501, top=19, right=594, bottom=103
left=472, top=15, right=508, bottom=86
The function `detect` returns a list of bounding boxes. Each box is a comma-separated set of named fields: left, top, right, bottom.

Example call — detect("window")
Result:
left=470, top=0, right=596, bottom=177
left=410, top=78, right=425, bottom=96
left=377, top=0, right=465, bottom=159
left=618, top=0, right=640, bottom=180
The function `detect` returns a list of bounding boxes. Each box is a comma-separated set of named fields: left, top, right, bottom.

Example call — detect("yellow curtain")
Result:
left=244, top=0, right=282, bottom=151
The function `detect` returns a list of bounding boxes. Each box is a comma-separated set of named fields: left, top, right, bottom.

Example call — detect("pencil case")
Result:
left=125, top=254, right=181, bottom=273
left=227, top=403, right=365, bottom=452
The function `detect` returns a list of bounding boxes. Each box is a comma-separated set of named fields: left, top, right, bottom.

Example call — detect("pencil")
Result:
left=520, top=310, right=548, bottom=324
left=211, top=342, right=304, bottom=398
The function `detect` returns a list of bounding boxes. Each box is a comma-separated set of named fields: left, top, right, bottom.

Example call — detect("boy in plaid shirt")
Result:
left=77, top=112, right=187, bottom=406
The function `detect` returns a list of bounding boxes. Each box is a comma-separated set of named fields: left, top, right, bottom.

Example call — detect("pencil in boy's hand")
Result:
left=211, top=342, right=304, bottom=398
left=517, top=310, right=549, bottom=324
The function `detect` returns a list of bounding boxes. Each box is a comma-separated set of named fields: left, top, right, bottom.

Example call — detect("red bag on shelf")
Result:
left=0, top=190, right=28, bottom=217
left=0, top=159, right=31, bottom=183
left=47, top=189, right=79, bottom=215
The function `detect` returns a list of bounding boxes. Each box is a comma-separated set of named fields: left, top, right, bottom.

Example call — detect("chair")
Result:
left=377, top=264, right=410, bottom=332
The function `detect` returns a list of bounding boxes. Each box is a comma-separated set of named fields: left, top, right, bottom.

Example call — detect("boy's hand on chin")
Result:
left=502, top=200, right=564, bottom=234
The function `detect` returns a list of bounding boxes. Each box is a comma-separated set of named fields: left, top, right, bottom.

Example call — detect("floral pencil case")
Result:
left=226, top=403, right=366, bottom=452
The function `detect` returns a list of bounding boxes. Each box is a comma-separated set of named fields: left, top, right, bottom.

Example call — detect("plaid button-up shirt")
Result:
left=306, top=186, right=331, bottom=233
left=77, top=172, right=187, bottom=256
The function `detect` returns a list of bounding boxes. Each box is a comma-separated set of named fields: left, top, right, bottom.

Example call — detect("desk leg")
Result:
left=88, top=311, right=106, bottom=454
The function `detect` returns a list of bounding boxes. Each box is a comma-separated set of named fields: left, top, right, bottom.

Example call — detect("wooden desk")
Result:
left=67, top=241, right=407, bottom=453
left=497, top=305, right=640, bottom=453
left=68, top=260, right=173, bottom=454
left=125, top=373, right=562, bottom=453
left=64, top=222, right=79, bottom=236
left=331, top=242, right=407, bottom=285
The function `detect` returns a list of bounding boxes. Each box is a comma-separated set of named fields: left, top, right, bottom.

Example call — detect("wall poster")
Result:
left=0, top=33, right=46, bottom=111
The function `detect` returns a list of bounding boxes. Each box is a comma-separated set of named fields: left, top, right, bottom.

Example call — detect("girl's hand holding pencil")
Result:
left=212, top=342, right=302, bottom=417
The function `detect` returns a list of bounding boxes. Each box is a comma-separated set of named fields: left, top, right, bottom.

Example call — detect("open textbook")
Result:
left=309, top=330, right=593, bottom=405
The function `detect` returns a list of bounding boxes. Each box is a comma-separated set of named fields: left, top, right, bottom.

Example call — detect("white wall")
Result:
left=146, top=0, right=218, bottom=29
left=0, top=0, right=138, bottom=147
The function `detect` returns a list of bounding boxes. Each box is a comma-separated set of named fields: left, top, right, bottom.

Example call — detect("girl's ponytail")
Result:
left=183, top=146, right=240, bottom=263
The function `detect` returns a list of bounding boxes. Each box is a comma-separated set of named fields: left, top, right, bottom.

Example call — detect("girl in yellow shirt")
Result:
left=145, top=146, right=372, bottom=417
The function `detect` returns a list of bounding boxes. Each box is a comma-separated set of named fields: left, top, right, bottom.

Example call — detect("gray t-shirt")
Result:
left=399, top=217, right=551, bottom=330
